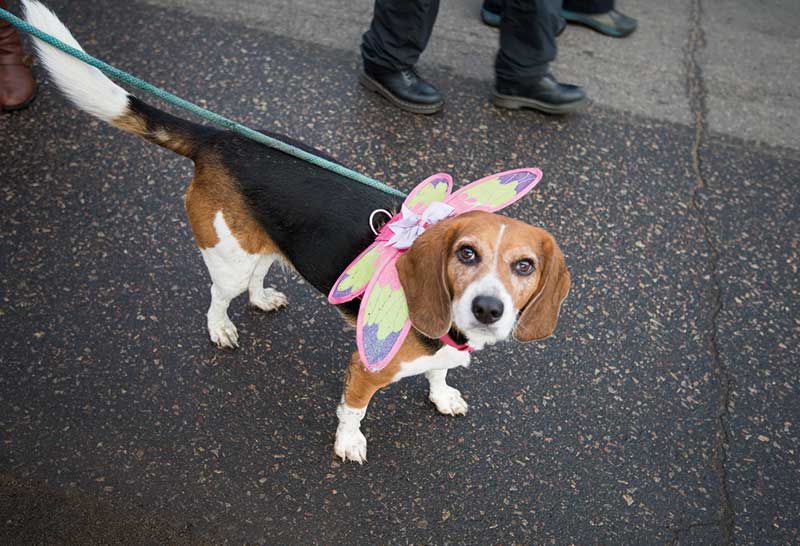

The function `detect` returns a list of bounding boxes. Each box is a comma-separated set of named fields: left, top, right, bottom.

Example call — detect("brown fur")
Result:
left=112, top=112, right=148, bottom=139
left=184, top=157, right=280, bottom=255
left=113, top=111, right=279, bottom=255
left=342, top=333, right=433, bottom=409
left=395, top=220, right=455, bottom=338
left=398, top=211, right=569, bottom=343
left=112, top=112, right=194, bottom=157
left=513, top=232, right=570, bottom=341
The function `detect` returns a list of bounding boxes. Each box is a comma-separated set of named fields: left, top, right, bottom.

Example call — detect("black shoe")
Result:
left=480, top=5, right=502, bottom=27
left=561, top=9, right=638, bottom=38
left=359, top=65, right=444, bottom=115
left=493, top=74, right=587, bottom=114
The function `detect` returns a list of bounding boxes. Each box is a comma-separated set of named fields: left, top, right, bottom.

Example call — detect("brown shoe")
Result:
left=0, top=9, right=36, bottom=111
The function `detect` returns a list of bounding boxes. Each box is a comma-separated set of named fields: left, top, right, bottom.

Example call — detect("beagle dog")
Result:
left=25, top=1, right=570, bottom=463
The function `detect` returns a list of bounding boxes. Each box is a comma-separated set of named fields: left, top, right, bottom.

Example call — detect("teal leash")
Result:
left=0, top=7, right=406, bottom=198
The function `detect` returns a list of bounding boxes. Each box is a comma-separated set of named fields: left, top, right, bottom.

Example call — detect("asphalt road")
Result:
left=1, top=0, right=798, bottom=544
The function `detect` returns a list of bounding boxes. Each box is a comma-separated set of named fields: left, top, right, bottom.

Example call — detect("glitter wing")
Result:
left=356, top=261, right=412, bottom=372
left=336, top=169, right=543, bottom=369
left=403, top=173, right=453, bottom=215
left=329, top=172, right=452, bottom=304
left=446, top=168, right=542, bottom=213
left=328, top=243, right=398, bottom=304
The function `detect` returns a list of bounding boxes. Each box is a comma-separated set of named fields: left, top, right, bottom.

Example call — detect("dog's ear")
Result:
left=513, top=233, right=570, bottom=342
left=396, top=220, right=456, bottom=338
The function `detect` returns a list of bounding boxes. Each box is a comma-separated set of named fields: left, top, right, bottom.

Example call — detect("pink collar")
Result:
left=439, top=334, right=475, bottom=353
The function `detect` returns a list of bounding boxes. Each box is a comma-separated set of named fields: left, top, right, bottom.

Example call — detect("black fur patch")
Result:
left=205, top=131, right=404, bottom=304
left=126, top=99, right=403, bottom=299
left=413, top=329, right=444, bottom=353
left=446, top=327, right=468, bottom=347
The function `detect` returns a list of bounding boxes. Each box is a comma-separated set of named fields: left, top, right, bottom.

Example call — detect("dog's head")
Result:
left=396, top=211, right=570, bottom=347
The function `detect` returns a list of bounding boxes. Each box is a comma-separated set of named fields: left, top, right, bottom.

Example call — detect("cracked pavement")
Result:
left=682, top=0, right=734, bottom=542
left=1, top=0, right=798, bottom=544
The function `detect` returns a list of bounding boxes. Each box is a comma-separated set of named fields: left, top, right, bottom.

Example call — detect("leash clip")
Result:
left=369, top=209, right=393, bottom=235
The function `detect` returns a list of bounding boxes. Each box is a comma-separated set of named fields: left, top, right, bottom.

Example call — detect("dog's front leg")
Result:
left=394, top=346, right=471, bottom=416
left=334, top=351, right=393, bottom=464
left=425, top=369, right=469, bottom=416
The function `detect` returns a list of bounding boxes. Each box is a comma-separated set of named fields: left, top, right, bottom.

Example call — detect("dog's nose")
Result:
left=471, top=296, right=504, bottom=325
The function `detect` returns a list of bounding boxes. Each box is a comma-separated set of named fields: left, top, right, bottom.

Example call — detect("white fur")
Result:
left=200, top=212, right=285, bottom=348
left=334, top=403, right=367, bottom=463
left=249, top=256, right=288, bottom=312
left=392, top=344, right=470, bottom=382
left=426, top=369, right=468, bottom=415
left=492, top=224, right=507, bottom=268
left=24, top=0, right=129, bottom=121
left=451, top=273, right=516, bottom=348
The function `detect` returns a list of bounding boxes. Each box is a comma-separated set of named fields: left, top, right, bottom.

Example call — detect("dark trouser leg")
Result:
left=495, top=0, right=561, bottom=84
left=483, top=0, right=504, bottom=15
left=361, top=0, right=440, bottom=73
left=562, top=0, right=614, bottom=14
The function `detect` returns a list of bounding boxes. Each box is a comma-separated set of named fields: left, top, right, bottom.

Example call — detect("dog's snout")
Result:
left=471, top=295, right=504, bottom=325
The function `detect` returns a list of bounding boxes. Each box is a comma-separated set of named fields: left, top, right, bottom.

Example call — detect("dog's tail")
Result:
left=24, top=0, right=207, bottom=159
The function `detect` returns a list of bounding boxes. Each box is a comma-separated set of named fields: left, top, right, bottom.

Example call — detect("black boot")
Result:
left=0, top=0, right=37, bottom=112
left=561, top=8, right=637, bottom=38
left=359, top=62, right=444, bottom=115
left=493, top=74, right=587, bottom=114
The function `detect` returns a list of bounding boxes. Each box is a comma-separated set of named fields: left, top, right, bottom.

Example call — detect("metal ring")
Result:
left=369, top=209, right=393, bottom=235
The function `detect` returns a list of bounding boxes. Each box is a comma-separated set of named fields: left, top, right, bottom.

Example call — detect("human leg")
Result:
left=493, top=0, right=587, bottom=114
left=359, top=0, right=444, bottom=114
left=0, top=0, right=36, bottom=111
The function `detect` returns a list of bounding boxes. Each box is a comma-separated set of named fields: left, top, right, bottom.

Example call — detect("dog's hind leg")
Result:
left=197, top=212, right=262, bottom=349
left=206, top=280, right=244, bottom=348
left=185, top=177, right=282, bottom=348
left=248, top=254, right=288, bottom=312
left=201, top=248, right=254, bottom=349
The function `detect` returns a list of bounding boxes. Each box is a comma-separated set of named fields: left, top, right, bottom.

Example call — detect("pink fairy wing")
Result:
left=403, top=173, right=453, bottom=215
left=328, top=242, right=399, bottom=304
left=329, top=173, right=452, bottom=304
left=446, top=168, right=543, bottom=214
left=356, top=261, right=412, bottom=372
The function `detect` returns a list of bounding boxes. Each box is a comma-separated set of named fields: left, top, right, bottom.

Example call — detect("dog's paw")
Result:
left=250, top=288, right=288, bottom=312
left=429, top=385, right=469, bottom=416
left=208, top=317, right=239, bottom=348
left=334, top=426, right=367, bottom=464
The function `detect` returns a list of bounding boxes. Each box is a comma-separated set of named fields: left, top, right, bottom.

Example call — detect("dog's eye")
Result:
left=513, top=259, right=534, bottom=276
left=456, top=246, right=478, bottom=265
